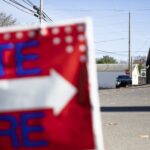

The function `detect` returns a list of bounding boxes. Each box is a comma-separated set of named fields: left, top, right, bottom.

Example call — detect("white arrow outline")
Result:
left=0, top=69, right=77, bottom=115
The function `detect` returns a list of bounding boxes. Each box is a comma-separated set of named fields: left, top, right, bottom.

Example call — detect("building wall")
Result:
left=146, top=68, right=150, bottom=84
left=97, top=71, right=126, bottom=88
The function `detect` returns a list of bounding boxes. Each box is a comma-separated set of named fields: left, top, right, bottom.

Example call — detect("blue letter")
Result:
left=15, top=41, right=41, bottom=76
left=0, top=115, right=19, bottom=147
left=22, top=112, right=48, bottom=147
left=0, top=44, right=13, bottom=76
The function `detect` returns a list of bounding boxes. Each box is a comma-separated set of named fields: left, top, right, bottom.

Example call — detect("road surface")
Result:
left=99, top=85, right=150, bottom=150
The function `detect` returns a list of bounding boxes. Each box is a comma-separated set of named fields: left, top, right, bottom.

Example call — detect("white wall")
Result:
left=97, top=71, right=126, bottom=88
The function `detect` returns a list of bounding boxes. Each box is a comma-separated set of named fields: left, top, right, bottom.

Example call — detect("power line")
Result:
left=3, top=0, right=46, bottom=20
left=96, top=49, right=127, bottom=56
left=135, top=37, right=150, bottom=53
left=2, top=0, right=34, bottom=15
left=2, top=0, right=53, bottom=22
left=22, top=0, right=33, bottom=7
left=8, top=0, right=36, bottom=13
left=51, top=8, right=150, bottom=12
left=3, top=0, right=38, bottom=18
left=53, top=8, right=127, bottom=12
left=33, top=5, right=53, bottom=22
left=22, top=0, right=53, bottom=22
left=95, top=38, right=127, bottom=43
left=25, top=0, right=34, bottom=6
left=97, top=49, right=129, bottom=53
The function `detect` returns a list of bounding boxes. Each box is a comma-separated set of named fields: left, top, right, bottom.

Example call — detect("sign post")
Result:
left=0, top=18, right=104, bottom=150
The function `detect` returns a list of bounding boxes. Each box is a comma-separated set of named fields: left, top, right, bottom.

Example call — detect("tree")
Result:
left=96, top=55, right=118, bottom=64
left=133, top=55, right=147, bottom=72
left=133, top=56, right=147, bottom=65
left=0, top=12, right=17, bottom=27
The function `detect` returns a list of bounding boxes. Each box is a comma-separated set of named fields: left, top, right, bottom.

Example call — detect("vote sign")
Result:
left=0, top=19, right=103, bottom=150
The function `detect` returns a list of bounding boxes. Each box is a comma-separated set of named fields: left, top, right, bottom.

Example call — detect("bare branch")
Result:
left=0, top=12, right=17, bottom=26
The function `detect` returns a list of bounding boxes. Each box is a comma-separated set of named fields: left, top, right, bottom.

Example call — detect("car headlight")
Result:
left=116, top=81, right=120, bottom=85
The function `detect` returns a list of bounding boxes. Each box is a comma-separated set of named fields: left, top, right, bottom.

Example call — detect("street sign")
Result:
left=0, top=19, right=104, bottom=150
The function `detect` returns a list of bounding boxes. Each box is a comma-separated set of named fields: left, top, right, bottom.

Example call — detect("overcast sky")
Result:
left=1, top=0, right=150, bottom=62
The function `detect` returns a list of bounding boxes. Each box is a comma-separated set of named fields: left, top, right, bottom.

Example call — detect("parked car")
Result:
left=116, top=75, right=132, bottom=88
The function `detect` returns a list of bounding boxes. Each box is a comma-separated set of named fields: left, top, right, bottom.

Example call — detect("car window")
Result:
left=117, top=75, right=130, bottom=79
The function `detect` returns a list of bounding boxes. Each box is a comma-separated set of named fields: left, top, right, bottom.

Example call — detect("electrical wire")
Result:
left=8, top=0, right=35, bottom=13
left=32, top=5, right=53, bottom=22
left=3, top=0, right=45, bottom=21
left=22, top=0, right=33, bottom=7
left=96, top=49, right=127, bottom=56
left=95, top=38, right=127, bottom=43
left=135, top=37, right=150, bottom=53
left=3, top=0, right=53, bottom=22
left=22, top=0, right=52, bottom=22
left=21, top=0, right=53, bottom=22
left=2, top=0, right=34, bottom=15
left=25, top=0, right=34, bottom=6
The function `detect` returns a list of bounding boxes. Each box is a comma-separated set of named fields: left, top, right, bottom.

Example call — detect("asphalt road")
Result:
left=99, top=85, right=150, bottom=150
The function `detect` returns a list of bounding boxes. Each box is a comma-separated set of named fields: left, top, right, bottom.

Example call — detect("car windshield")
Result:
left=117, top=75, right=130, bottom=79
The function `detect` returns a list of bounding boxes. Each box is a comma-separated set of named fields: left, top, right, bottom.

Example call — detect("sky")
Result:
left=0, top=0, right=150, bottom=62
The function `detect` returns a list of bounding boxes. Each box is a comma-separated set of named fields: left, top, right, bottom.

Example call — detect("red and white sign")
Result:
left=0, top=19, right=104, bottom=150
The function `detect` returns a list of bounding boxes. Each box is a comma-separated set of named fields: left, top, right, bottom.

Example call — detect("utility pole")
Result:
left=128, top=12, right=131, bottom=77
left=131, top=56, right=132, bottom=78
left=39, top=0, right=43, bottom=24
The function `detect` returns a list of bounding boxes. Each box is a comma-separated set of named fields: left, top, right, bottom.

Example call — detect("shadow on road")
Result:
left=101, top=106, right=150, bottom=112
